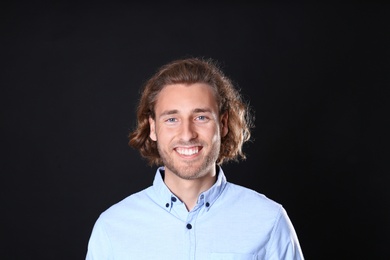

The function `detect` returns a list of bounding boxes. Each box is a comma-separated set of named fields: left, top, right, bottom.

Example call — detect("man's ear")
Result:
left=221, top=111, right=229, bottom=137
left=149, top=117, right=157, bottom=141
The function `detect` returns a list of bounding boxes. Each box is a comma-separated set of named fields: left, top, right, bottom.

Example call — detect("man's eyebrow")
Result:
left=159, top=109, right=179, bottom=118
left=158, top=108, right=213, bottom=118
left=192, top=108, right=212, bottom=113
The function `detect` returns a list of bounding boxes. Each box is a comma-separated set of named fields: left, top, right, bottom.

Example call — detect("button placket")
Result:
left=184, top=206, right=199, bottom=260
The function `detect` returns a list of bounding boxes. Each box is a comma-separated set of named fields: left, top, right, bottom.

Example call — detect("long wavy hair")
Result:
left=128, top=57, right=254, bottom=166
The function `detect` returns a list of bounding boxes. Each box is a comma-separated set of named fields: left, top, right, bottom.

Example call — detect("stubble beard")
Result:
left=157, top=140, right=220, bottom=180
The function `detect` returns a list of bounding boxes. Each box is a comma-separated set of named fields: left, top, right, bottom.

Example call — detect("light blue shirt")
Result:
left=86, top=166, right=304, bottom=259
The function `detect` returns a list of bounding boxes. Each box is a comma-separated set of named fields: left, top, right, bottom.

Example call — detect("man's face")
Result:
left=149, top=83, right=228, bottom=180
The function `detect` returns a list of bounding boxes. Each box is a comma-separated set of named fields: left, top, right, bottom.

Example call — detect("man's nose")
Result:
left=180, top=120, right=197, bottom=141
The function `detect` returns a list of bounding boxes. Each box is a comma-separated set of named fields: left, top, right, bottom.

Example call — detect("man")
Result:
left=86, top=57, right=304, bottom=259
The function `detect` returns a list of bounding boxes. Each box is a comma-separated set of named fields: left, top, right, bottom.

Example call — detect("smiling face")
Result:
left=149, top=83, right=228, bottom=180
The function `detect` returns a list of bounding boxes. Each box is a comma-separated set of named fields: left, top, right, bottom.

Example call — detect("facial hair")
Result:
left=157, top=138, right=220, bottom=180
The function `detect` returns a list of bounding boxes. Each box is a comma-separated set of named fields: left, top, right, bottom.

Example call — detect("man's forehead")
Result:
left=154, top=83, right=218, bottom=117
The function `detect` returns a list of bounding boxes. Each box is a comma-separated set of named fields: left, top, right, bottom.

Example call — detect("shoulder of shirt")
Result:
left=224, top=181, right=283, bottom=210
left=96, top=185, right=153, bottom=220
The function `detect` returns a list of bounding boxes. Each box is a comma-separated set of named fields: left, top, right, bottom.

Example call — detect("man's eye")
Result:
left=166, top=118, right=176, bottom=122
left=197, top=116, right=207, bottom=121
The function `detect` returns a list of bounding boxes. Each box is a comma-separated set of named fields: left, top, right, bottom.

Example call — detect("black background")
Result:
left=1, top=2, right=389, bottom=259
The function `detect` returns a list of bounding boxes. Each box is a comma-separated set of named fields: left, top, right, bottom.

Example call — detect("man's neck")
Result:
left=163, top=168, right=217, bottom=212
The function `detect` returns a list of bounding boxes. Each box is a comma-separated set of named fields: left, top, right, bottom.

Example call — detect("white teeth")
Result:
left=176, top=147, right=199, bottom=155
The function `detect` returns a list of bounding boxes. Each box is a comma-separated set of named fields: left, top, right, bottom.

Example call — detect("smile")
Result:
left=175, top=147, right=199, bottom=156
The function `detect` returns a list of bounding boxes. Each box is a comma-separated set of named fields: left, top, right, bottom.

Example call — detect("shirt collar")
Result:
left=152, top=166, right=227, bottom=212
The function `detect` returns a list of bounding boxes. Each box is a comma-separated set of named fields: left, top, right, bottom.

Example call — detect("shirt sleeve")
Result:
left=266, top=206, right=304, bottom=260
left=85, top=217, right=113, bottom=260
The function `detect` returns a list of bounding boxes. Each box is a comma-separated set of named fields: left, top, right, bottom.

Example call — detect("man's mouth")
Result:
left=175, top=147, right=200, bottom=156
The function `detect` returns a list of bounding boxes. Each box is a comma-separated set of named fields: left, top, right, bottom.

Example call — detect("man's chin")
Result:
left=170, top=164, right=205, bottom=180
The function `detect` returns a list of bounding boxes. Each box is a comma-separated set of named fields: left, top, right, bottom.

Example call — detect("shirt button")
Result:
left=165, top=203, right=169, bottom=208
left=171, top=197, right=177, bottom=202
left=186, top=224, right=192, bottom=229
left=205, top=202, right=210, bottom=207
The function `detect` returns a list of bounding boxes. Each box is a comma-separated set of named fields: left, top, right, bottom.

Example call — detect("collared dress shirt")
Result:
left=86, top=166, right=304, bottom=260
